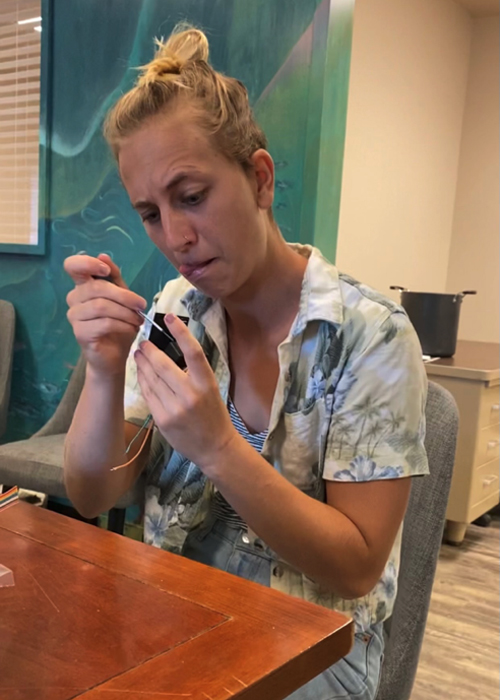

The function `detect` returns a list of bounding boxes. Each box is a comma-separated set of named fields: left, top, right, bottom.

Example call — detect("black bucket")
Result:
left=390, top=287, right=477, bottom=357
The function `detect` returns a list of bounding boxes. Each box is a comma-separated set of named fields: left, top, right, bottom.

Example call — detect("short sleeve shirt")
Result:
left=124, top=244, right=429, bottom=631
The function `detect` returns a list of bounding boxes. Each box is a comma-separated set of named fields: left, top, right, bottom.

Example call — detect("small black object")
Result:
left=472, top=513, right=492, bottom=528
left=90, top=272, right=190, bottom=369
left=92, top=274, right=114, bottom=283
left=148, top=314, right=189, bottom=370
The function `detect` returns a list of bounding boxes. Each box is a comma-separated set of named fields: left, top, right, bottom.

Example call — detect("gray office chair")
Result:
left=377, top=381, right=459, bottom=700
left=0, top=355, right=144, bottom=533
left=0, top=299, right=15, bottom=439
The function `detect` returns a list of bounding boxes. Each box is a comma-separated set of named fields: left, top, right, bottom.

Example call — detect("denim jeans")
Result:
left=182, top=516, right=384, bottom=700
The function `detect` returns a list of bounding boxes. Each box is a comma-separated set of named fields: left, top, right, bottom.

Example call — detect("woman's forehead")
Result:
left=120, top=112, right=223, bottom=173
left=118, top=120, right=237, bottom=202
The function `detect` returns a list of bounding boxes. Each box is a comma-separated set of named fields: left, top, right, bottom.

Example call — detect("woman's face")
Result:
left=118, top=109, right=274, bottom=301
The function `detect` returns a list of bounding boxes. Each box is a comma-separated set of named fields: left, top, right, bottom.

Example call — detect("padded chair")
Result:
left=0, top=299, right=15, bottom=439
left=0, top=355, right=144, bottom=533
left=377, top=381, right=459, bottom=700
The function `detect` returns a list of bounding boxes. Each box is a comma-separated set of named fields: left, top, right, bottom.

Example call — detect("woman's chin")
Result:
left=188, top=276, right=228, bottom=300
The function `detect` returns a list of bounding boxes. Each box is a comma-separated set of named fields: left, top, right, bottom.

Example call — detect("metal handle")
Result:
left=390, top=286, right=408, bottom=292
left=482, top=476, right=498, bottom=488
left=492, top=404, right=500, bottom=413
left=454, top=289, right=478, bottom=302
left=456, top=290, right=477, bottom=300
left=487, top=440, right=500, bottom=450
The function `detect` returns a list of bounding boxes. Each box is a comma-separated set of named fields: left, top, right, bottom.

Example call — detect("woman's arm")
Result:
left=64, top=366, right=151, bottom=519
left=202, top=435, right=411, bottom=599
left=63, top=253, right=151, bottom=518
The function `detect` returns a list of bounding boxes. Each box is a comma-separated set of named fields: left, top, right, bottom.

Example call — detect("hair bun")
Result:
left=137, top=54, right=183, bottom=87
left=165, top=24, right=209, bottom=63
left=136, top=24, right=209, bottom=88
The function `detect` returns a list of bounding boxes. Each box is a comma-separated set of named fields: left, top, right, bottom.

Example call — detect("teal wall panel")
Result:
left=0, top=0, right=353, bottom=442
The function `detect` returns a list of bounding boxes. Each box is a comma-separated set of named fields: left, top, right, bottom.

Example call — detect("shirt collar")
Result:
left=180, top=243, right=344, bottom=332
left=288, top=244, right=344, bottom=335
left=180, top=286, right=214, bottom=322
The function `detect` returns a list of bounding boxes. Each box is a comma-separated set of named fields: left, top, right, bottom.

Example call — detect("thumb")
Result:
left=96, top=253, right=127, bottom=289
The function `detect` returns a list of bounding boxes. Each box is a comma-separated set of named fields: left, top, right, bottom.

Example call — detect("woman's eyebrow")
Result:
left=132, top=172, right=202, bottom=210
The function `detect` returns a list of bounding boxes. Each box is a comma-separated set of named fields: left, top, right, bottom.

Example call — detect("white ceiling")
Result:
left=453, top=0, right=499, bottom=17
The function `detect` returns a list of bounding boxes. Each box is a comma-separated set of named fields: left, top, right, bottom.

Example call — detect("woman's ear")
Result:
left=249, top=149, right=275, bottom=211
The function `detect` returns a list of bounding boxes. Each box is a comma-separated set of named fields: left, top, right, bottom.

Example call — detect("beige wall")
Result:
left=336, top=0, right=472, bottom=301
left=446, top=16, right=499, bottom=343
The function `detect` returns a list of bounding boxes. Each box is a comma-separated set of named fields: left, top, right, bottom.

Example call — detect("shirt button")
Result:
left=272, top=565, right=284, bottom=579
left=241, top=534, right=250, bottom=544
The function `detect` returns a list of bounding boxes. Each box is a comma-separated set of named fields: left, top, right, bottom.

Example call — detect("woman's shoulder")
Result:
left=305, top=246, right=406, bottom=331
left=337, top=272, right=404, bottom=321
left=334, top=271, right=420, bottom=358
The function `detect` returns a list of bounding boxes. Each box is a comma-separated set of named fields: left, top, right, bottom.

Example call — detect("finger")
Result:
left=64, top=254, right=111, bottom=285
left=96, top=253, right=127, bottom=289
left=74, top=317, right=142, bottom=342
left=134, top=350, right=174, bottom=407
left=66, top=278, right=147, bottom=313
left=136, top=366, right=173, bottom=432
left=137, top=340, right=187, bottom=395
left=164, top=314, right=210, bottom=383
left=67, top=298, right=143, bottom=328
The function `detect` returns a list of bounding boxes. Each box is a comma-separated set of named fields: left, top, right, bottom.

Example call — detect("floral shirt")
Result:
left=124, top=244, right=429, bottom=631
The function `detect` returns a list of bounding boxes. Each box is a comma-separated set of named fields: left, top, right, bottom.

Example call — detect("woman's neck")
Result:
left=223, top=234, right=308, bottom=343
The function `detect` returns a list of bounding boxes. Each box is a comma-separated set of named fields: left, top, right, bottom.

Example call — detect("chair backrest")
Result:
left=377, top=381, right=458, bottom=700
left=0, top=300, right=16, bottom=438
left=33, top=354, right=87, bottom=437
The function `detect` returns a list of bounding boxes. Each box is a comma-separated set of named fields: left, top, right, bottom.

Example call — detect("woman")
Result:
left=64, top=25, right=428, bottom=699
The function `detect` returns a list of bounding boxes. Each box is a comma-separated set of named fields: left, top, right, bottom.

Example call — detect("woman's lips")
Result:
left=179, top=258, right=216, bottom=281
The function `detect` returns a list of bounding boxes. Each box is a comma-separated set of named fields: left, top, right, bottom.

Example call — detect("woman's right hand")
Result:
left=65, top=253, right=148, bottom=375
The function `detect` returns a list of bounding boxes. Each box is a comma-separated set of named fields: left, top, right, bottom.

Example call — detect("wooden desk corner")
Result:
left=0, top=502, right=352, bottom=700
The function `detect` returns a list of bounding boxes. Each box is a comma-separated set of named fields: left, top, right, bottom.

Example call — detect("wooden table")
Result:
left=0, top=502, right=353, bottom=700
left=425, top=340, right=500, bottom=544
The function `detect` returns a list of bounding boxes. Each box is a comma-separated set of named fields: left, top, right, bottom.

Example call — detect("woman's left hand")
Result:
left=134, top=313, right=237, bottom=469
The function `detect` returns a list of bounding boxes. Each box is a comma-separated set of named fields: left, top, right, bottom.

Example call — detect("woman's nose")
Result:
left=161, top=208, right=196, bottom=251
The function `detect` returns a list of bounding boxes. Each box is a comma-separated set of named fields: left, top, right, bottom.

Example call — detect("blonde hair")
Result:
left=104, top=23, right=268, bottom=170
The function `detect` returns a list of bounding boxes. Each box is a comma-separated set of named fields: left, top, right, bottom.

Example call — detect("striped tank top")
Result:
left=210, top=398, right=268, bottom=527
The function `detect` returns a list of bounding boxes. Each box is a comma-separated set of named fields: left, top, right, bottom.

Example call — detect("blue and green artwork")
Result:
left=0, top=0, right=353, bottom=442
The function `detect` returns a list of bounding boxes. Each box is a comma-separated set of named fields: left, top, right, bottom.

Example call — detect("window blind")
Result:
left=0, top=0, right=41, bottom=246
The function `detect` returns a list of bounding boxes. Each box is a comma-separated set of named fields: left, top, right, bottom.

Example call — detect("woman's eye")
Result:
left=142, top=211, right=160, bottom=224
left=182, top=190, right=206, bottom=207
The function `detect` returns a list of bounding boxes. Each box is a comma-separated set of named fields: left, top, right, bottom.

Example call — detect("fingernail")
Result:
left=165, top=313, right=175, bottom=324
left=99, top=264, right=110, bottom=274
